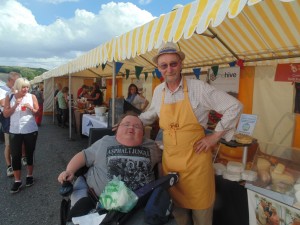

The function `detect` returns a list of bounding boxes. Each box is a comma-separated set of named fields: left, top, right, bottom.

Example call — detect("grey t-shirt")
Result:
left=83, top=135, right=162, bottom=196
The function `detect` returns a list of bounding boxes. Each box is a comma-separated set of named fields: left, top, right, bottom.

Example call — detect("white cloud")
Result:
left=0, top=0, right=154, bottom=69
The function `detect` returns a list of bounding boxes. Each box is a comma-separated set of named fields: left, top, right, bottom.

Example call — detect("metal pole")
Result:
left=68, top=64, right=72, bottom=140
left=112, top=61, right=116, bottom=126
left=52, top=77, right=55, bottom=124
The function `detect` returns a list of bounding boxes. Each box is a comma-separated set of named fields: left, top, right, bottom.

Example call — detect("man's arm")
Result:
left=57, top=151, right=86, bottom=183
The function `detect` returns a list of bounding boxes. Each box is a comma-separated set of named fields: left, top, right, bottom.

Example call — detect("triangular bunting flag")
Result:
left=101, top=63, right=106, bottom=71
left=211, top=66, right=219, bottom=76
left=115, top=62, right=124, bottom=74
left=144, top=72, right=148, bottom=81
left=192, top=68, right=201, bottom=79
left=155, top=68, right=162, bottom=79
left=125, top=69, right=130, bottom=80
left=236, top=59, right=244, bottom=68
left=229, top=61, right=236, bottom=67
left=152, top=71, right=156, bottom=78
left=135, top=66, right=143, bottom=80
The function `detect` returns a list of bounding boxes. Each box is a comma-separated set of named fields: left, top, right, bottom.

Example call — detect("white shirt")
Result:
left=0, top=85, right=11, bottom=111
left=10, top=93, right=38, bottom=134
left=131, top=94, right=147, bottom=111
left=139, top=78, right=243, bottom=141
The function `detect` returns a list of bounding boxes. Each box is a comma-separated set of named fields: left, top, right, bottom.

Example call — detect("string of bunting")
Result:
left=115, top=58, right=244, bottom=81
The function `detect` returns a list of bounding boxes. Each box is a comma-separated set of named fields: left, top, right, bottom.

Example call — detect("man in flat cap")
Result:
left=140, top=42, right=243, bottom=225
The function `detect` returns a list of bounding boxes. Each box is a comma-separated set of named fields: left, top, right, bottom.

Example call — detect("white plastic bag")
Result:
left=99, top=176, right=138, bottom=213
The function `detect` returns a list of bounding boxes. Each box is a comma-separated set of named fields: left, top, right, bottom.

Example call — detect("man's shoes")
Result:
left=21, top=157, right=27, bottom=166
left=26, top=176, right=34, bottom=187
left=6, top=166, right=13, bottom=177
left=10, top=181, right=22, bottom=194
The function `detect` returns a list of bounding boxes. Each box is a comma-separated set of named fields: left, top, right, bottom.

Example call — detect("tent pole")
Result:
left=207, top=27, right=239, bottom=60
left=52, top=77, right=55, bottom=124
left=112, top=61, right=116, bottom=126
left=68, top=64, right=72, bottom=140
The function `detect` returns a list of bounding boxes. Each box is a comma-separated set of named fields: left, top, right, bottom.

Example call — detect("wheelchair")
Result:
left=59, top=128, right=179, bottom=225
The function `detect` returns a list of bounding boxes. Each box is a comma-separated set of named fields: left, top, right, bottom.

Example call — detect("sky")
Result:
left=0, top=0, right=193, bottom=70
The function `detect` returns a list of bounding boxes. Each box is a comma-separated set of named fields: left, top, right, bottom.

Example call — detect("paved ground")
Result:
left=0, top=116, right=88, bottom=225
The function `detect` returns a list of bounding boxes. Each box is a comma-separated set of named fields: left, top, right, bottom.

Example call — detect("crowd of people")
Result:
left=54, top=82, right=105, bottom=128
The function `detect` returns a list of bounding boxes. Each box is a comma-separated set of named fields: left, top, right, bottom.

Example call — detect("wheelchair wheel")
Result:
left=60, top=198, right=71, bottom=225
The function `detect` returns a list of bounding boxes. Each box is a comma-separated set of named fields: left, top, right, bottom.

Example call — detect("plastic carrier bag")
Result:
left=99, top=176, right=138, bottom=213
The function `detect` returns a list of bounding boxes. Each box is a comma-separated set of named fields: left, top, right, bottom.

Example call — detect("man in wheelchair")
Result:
left=58, top=112, right=162, bottom=224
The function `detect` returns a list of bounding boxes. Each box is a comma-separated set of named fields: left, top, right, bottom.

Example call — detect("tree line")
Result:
left=0, top=66, right=47, bottom=81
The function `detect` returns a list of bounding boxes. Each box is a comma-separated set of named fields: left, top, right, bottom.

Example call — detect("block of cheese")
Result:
left=271, top=169, right=295, bottom=185
left=273, top=163, right=285, bottom=174
left=257, top=158, right=271, bottom=171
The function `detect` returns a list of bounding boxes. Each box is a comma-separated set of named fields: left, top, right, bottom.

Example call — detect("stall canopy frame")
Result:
left=35, top=0, right=300, bottom=82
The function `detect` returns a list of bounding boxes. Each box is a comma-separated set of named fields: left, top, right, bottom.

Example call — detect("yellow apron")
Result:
left=160, top=78, right=215, bottom=209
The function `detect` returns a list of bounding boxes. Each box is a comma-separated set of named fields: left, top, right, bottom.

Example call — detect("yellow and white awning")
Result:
left=42, top=0, right=300, bottom=79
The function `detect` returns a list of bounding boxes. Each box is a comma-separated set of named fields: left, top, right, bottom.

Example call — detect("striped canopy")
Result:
left=41, top=0, right=300, bottom=80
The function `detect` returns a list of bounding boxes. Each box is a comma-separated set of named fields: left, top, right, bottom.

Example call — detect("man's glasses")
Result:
left=119, top=122, right=143, bottom=130
left=158, top=62, right=179, bottom=70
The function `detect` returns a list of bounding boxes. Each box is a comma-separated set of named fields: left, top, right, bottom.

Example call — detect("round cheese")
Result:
left=227, top=161, right=244, bottom=173
left=241, top=170, right=257, bottom=181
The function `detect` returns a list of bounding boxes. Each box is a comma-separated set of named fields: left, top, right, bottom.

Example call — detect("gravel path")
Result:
left=0, top=116, right=88, bottom=225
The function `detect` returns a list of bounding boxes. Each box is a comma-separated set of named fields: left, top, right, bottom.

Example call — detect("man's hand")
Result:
left=193, top=131, right=225, bottom=154
left=58, top=170, right=74, bottom=184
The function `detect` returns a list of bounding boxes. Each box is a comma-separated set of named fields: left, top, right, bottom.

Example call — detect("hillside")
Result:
left=0, top=66, right=47, bottom=81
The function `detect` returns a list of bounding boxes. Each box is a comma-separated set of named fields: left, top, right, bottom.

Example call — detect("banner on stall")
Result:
left=208, top=67, right=240, bottom=94
left=275, top=63, right=300, bottom=82
left=247, top=190, right=300, bottom=225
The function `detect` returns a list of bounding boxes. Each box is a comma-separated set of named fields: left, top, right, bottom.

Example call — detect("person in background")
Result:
left=55, top=86, right=69, bottom=128
left=77, top=84, right=88, bottom=99
left=139, top=42, right=243, bottom=225
left=78, top=85, right=90, bottom=99
left=88, top=83, right=103, bottom=106
left=126, top=83, right=149, bottom=112
left=54, top=83, right=62, bottom=126
left=3, top=78, right=39, bottom=193
left=58, top=112, right=162, bottom=221
left=0, top=72, right=20, bottom=177
left=31, top=83, right=44, bottom=126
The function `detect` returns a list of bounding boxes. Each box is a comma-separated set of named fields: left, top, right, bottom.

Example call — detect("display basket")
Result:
left=246, top=141, right=300, bottom=207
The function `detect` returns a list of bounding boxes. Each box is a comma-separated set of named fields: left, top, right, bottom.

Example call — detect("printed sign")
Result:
left=208, top=67, right=240, bottom=94
left=236, top=114, right=258, bottom=136
left=275, top=63, right=300, bottom=82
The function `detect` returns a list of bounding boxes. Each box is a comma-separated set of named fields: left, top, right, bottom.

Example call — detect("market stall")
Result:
left=31, top=0, right=300, bottom=223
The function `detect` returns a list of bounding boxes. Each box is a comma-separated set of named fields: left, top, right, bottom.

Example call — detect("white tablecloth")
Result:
left=82, top=114, right=108, bottom=136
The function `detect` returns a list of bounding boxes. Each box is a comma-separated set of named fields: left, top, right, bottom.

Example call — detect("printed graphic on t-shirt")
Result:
left=106, top=145, right=154, bottom=190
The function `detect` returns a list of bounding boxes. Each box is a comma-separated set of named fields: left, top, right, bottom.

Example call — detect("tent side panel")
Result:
left=238, top=66, right=255, bottom=114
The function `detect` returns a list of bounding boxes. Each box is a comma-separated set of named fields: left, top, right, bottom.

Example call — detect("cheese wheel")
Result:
left=241, top=170, right=257, bottom=181
left=234, top=133, right=253, bottom=144
left=227, top=161, right=244, bottom=173
left=223, top=170, right=241, bottom=182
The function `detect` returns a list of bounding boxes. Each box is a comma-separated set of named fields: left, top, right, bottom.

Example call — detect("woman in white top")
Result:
left=125, top=84, right=149, bottom=112
left=3, top=78, right=39, bottom=194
